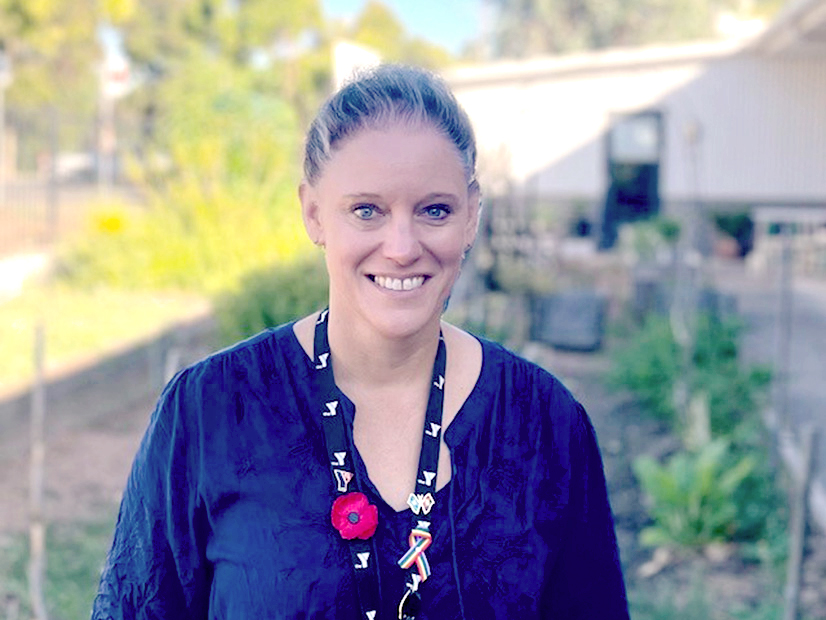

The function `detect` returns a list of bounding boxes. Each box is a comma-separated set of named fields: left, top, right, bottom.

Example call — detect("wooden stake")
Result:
left=28, top=321, right=48, bottom=620
left=783, top=426, right=819, bottom=620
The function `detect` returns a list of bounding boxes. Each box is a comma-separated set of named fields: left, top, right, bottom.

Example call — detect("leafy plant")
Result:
left=617, top=217, right=680, bottom=264
left=214, top=254, right=329, bottom=344
left=656, top=218, right=681, bottom=244
left=608, top=314, right=771, bottom=434
left=607, top=315, right=680, bottom=422
left=633, top=439, right=756, bottom=548
left=57, top=55, right=310, bottom=295
left=691, top=316, right=772, bottom=435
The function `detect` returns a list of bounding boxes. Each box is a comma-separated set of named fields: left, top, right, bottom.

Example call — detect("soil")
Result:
left=1, top=341, right=825, bottom=618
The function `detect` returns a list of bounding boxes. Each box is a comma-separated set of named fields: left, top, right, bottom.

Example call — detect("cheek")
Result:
left=432, top=232, right=467, bottom=262
left=323, top=239, right=367, bottom=281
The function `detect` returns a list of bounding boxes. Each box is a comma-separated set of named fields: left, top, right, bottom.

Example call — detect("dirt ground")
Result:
left=0, top=394, right=153, bottom=534
left=1, top=344, right=825, bottom=618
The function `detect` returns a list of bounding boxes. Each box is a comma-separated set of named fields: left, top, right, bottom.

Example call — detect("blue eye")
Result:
left=354, top=205, right=377, bottom=220
left=424, top=204, right=451, bottom=220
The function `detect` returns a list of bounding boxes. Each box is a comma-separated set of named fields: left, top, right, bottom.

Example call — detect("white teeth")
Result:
left=374, top=276, right=425, bottom=291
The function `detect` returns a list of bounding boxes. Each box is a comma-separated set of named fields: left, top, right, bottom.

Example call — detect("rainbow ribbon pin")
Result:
left=397, top=526, right=433, bottom=582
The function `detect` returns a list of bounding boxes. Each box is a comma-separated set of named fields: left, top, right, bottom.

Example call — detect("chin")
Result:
left=358, top=296, right=446, bottom=341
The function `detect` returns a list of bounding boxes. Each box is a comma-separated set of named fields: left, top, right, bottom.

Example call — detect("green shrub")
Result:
left=691, top=316, right=772, bottom=435
left=633, top=439, right=757, bottom=548
left=607, top=315, right=680, bottom=422
left=608, top=314, right=771, bottom=434
left=214, top=254, right=329, bottom=344
left=57, top=55, right=309, bottom=295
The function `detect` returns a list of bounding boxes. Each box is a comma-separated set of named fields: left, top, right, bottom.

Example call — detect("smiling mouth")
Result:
left=370, top=275, right=426, bottom=291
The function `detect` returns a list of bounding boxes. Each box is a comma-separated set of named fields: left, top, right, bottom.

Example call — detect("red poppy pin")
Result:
left=331, top=492, right=378, bottom=540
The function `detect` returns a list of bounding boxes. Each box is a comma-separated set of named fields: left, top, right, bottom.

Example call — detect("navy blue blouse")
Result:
left=92, top=324, right=628, bottom=619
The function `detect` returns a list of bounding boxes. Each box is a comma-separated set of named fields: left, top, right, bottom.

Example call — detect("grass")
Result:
left=0, top=282, right=210, bottom=394
left=0, top=515, right=116, bottom=620
left=627, top=569, right=793, bottom=620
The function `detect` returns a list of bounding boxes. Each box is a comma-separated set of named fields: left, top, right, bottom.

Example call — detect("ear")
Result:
left=299, top=180, right=324, bottom=246
left=463, top=183, right=482, bottom=249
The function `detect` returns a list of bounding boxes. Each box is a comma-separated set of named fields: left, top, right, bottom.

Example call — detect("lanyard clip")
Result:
left=398, top=587, right=421, bottom=620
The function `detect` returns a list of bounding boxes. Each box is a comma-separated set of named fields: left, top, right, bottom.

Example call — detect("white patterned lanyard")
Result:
left=313, top=310, right=447, bottom=620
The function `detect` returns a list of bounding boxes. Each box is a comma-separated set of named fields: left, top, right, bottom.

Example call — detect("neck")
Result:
left=326, top=313, right=441, bottom=393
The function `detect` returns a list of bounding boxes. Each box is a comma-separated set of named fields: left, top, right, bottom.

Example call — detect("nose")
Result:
left=382, top=214, right=423, bottom=265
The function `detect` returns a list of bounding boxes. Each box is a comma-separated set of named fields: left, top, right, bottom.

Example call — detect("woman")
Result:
left=92, top=65, right=628, bottom=619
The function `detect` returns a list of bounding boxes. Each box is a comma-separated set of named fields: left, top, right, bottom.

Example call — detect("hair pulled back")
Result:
left=303, top=64, right=477, bottom=187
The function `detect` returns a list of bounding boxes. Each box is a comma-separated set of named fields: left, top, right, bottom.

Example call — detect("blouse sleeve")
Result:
left=91, top=369, right=212, bottom=620
left=542, top=402, right=630, bottom=619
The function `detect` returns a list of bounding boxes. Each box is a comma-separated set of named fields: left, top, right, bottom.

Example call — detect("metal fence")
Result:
left=0, top=107, right=137, bottom=257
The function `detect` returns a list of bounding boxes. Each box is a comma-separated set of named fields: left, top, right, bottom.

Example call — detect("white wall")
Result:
left=448, top=45, right=826, bottom=207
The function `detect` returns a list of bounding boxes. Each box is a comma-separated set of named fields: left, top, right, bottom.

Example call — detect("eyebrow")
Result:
left=342, top=192, right=460, bottom=203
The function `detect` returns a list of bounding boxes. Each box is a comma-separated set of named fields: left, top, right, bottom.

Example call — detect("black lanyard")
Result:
left=313, top=310, right=447, bottom=620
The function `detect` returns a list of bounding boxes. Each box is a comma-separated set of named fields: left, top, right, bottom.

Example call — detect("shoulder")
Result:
left=157, top=323, right=305, bottom=417
left=185, top=322, right=298, bottom=380
left=480, top=335, right=580, bottom=411
left=464, top=335, right=589, bottom=450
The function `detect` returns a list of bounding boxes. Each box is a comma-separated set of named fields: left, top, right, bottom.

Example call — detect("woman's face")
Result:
left=300, top=121, right=479, bottom=342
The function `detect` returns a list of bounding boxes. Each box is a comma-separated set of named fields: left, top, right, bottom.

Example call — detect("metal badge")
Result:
left=397, top=588, right=421, bottom=620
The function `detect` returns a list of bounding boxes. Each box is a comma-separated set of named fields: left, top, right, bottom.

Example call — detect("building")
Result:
left=446, top=0, right=826, bottom=260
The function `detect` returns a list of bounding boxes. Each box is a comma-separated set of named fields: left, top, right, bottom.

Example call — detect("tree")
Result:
left=482, top=0, right=785, bottom=59
left=347, top=1, right=452, bottom=68
left=0, top=0, right=99, bottom=112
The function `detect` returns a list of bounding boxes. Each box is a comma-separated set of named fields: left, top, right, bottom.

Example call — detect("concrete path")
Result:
left=0, top=251, right=51, bottom=303
left=712, top=259, right=826, bottom=532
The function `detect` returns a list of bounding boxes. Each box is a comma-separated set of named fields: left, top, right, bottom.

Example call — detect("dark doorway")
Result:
left=599, top=110, right=664, bottom=249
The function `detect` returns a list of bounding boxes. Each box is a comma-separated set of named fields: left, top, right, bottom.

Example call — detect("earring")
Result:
left=461, top=244, right=472, bottom=260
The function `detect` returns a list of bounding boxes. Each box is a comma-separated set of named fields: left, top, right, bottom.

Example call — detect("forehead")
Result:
left=316, top=121, right=467, bottom=195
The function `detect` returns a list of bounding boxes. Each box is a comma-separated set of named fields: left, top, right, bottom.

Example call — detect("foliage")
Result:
left=347, top=1, right=451, bottom=68
left=57, top=55, right=312, bottom=295
left=57, top=197, right=310, bottom=295
left=607, top=315, right=680, bottom=421
left=712, top=210, right=754, bottom=256
left=214, top=254, right=329, bottom=345
left=657, top=218, right=681, bottom=245
left=489, top=255, right=555, bottom=295
left=725, top=418, right=786, bottom=546
left=608, top=314, right=770, bottom=434
left=691, top=315, right=771, bottom=434
left=450, top=291, right=519, bottom=345
left=0, top=0, right=99, bottom=114
left=633, top=439, right=757, bottom=547
left=617, top=217, right=680, bottom=264
left=142, top=55, right=299, bottom=191
left=613, top=303, right=780, bottom=553
left=482, top=0, right=785, bottom=59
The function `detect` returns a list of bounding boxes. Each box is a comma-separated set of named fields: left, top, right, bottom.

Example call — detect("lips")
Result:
left=371, top=275, right=426, bottom=291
